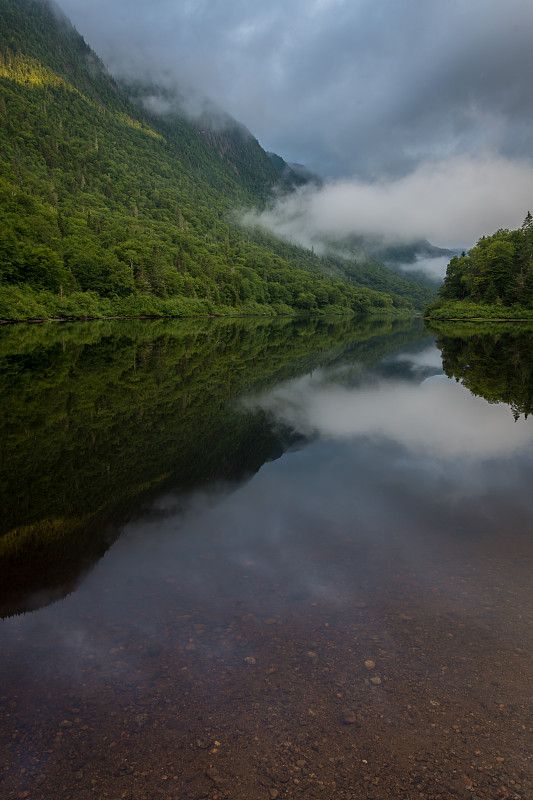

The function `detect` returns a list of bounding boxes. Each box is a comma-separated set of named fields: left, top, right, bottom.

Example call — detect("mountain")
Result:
left=362, top=237, right=454, bottom=266
left=331, top=234, right=455, bottom=289
left=267, top=151, right=323, bottom=190
left=0, top=0, right=434, bottom=321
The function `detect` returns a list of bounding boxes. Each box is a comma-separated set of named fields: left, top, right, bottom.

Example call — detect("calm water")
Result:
left=1, top=317, right=533, bottom=800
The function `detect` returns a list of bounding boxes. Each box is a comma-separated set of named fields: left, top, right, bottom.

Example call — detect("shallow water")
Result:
left=1, top=317, right=533, bottom=799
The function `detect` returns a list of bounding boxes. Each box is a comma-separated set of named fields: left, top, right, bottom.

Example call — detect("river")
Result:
left=1, top=316, right=532, bottom=799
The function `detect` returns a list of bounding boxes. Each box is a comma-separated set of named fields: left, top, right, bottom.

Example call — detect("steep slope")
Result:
left=123, top=81, right=280, bottom=201
left=0, top=0, right=429, bottom=320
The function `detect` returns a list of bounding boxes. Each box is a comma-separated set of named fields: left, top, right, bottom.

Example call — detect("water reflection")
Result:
left=1, top=315, right=419, bottom=616
left=1, top=319, right=533, bottom=800
left=432, top=321, right=533, bottom=420
left=245, top=341, right=533, bottom=459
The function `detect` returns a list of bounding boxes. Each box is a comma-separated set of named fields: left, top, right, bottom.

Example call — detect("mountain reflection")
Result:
left=0, top=315, right=424, bottom=616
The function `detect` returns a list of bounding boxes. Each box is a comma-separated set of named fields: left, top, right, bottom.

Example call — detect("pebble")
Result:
left=195, top=739, right=210, bottom=749
left=244, top=656, right=256, bottom=665
left=370, top=676, right=382, bottom=685
left=364, top=660, right=375, bottom=670
left=341, top=710, right=360, bottom=725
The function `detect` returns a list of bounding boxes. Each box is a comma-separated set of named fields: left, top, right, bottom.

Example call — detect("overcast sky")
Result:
left=57, top=0, right=533, bottom=249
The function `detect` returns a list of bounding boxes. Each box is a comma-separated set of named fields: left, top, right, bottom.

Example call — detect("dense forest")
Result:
left=426, top=213, right=533, bottom=319
left=0, top=0, right=434, bottom=321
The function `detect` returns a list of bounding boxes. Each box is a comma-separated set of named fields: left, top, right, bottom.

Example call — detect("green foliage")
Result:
left=0, top=0, right=429, bottom=320
left=425, top=299, right=533, bottom=321
left=428, top=215, right=533, bottom=317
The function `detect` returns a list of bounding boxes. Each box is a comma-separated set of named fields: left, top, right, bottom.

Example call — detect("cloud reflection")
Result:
left=244, top=371, right=533, bottom=460
left=392, top=344, right=447, bottom=370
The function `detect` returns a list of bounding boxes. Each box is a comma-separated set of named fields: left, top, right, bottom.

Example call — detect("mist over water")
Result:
left=1, top=319, right=533, bottom=798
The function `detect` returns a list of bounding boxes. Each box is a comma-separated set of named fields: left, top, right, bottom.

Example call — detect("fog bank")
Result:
left=244, top=154, right=533, bottom=251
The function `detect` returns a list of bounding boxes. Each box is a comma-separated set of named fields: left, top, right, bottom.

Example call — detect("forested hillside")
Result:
left=426, top=214, right=533, bottom=319
left=0, top=0, right=432, bottom=321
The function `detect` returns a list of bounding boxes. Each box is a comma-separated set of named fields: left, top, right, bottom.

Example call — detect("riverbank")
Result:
left=0, top=285, right=417, bottom=324
left=424, top=299, right=533, bottom=321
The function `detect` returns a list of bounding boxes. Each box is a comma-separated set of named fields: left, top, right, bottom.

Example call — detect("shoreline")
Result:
left=0, top=310, right=417, bottom=326
left=425, top=316, right=533, bottom=322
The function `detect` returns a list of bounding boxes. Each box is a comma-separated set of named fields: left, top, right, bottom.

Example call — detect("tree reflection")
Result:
left=431, top=322, right=533, bottom=420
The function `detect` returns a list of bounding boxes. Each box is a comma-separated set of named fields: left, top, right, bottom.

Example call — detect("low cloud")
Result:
left=396, top=255, right=452, bottom=281
left=244, top=153, right=533, bottom=250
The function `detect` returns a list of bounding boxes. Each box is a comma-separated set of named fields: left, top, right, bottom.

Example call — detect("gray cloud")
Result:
left=57, top=0, right=533, bottom=180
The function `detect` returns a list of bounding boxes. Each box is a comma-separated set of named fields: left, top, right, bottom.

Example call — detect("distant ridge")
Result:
left=267, top=151, right=323, bottom=190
